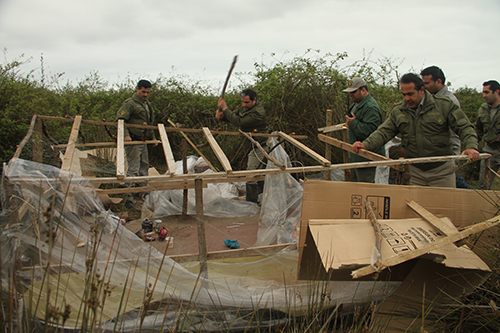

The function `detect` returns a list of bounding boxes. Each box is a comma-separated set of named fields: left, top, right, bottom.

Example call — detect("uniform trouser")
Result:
left=409, top=161, right=456, bottom=188
left=479, top=145, right=500, bottom=189
left=350, top=167, right=376, bottom=183
left=125, top=143, right=149, bottom=188
left=246, top=142, right=269, bottom=185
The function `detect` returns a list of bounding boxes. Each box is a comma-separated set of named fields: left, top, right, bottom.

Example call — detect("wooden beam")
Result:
left=167, top=119, right=216, bottom=172
left=157, top=123, right=176, bottom=175
left=52, top=140, right=160, bottom=148
left=116, top=119, right=126, bottom=180
left=195, top=179, right=208, bottom=276
left=202, top=127, right=233, bottom=173
left=318, top=134, right=405, bottom=172
left=324, top=109, right=333, bottom=180
left=318, top=123, right=347, bottom=133
left=36, top=115, right=308, bottom=139
left=279, top=131, right=331, bottom=167
left=17, top=153, right=491, bottom=187
left=407, top=200, right=458, bottom=236
left=13, top=114, right=39, bottom=159
left=169, top=243, right=293, bottom=263
left=61, top=115, right=82, bottom=173
left=351, top=214, right=500, bottom=279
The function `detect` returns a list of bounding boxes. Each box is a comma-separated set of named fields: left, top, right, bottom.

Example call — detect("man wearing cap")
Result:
left=476, top=80, right=500, bottom=189
left=117, top=79, right=157, bottom=207
left=343, top=77, right=385, bottom=183
left=217, top=88, right=268, bottom=202
left=352, top=73, right=479, bottom=188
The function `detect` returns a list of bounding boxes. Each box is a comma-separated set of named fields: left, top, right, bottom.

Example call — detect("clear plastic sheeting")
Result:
left=142, top=157, right=259, bottom=219
left=1, top=158, right=400, bottom=332
left=255, top=137, right=304, bottom=246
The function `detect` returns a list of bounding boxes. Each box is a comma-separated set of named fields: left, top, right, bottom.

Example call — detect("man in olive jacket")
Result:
left=217, top=88, right=268, bottom=202
left=476, top=80, right=500, bottom=189
left=117, top=79, right=157, bottom=206
left=343, top=77, right=385, bottom=183
left=352, top=73, right=479, bottom=188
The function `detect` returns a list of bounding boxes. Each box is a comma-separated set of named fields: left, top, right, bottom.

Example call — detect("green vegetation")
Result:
left=0, top=50, right=485, bottom=175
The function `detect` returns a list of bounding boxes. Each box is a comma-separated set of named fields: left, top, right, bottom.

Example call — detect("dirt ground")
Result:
left=120, top=213, right=261, bottom=256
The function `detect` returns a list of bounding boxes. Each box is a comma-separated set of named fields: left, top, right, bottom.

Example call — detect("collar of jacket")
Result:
left=132, top=93, right=148, bottom=105
left=398, top=90, right=435, bottom=116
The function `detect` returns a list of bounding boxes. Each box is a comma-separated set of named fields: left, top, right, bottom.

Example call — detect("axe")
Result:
left=217, top=55, right=238, bottom=117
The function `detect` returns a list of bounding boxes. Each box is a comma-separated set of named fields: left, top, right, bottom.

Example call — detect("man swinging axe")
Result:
left=215, top=57, right=269, bottom=203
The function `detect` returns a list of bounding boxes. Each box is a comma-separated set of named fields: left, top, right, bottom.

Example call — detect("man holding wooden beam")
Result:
left=352, top=73, right=479, bottom=188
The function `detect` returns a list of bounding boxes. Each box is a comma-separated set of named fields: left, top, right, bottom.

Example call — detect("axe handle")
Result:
left=221, top=55, right=238, bottom=99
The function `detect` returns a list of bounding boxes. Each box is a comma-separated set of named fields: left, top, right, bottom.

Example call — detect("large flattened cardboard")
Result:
left=307, top=217, right=490, bottom=281
left=298, top=180, right=496, bottom=287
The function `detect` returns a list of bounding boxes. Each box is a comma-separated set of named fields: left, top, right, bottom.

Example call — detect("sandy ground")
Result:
left=123, top=214, right=261, bottom=256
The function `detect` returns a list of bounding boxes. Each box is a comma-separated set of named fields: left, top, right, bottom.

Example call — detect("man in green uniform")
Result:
left=117, top=79, right=157, bottom=207
left=352, top=73, right=479, bottom=188
left=476, top=80, right=500, bottom=189
left=343, top=77, right=385, bottom=183
left=217, top=88, right=268, bottom=202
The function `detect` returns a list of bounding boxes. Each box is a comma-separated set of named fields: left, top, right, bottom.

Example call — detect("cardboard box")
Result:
left=298, top=180, right=494, bottom=289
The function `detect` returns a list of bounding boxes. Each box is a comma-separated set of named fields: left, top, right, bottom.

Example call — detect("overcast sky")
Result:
left=1, top=0, right=498, bottom=92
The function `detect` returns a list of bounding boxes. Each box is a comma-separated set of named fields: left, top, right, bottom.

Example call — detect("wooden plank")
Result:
left=17, top=153, right=492, bottom=187
left=324, top=109, right=333, bottom=180
left=169, top=243, right=293, bottom=263
left=32, top=117, right=43, bottom=163
left=53, top=140, right=160, bottom=148
left=278, top=131, right=331, bottom=167
left=195, top=179, right=208, bottom=276
left=36, top=115, right=308, bottom=139
left=116, top=119, right=126, bottom=180
left=407, top=200, right=458, bottom=236
left=351, top=214, right=500, bottom=279
left=13, top=114, right=39, bottom=159
left=167, top=119, right=216, bottom=171
left=318, top=134, right=405, bottom=172
left=157, top=123, right=176, bottom=175
left=202, top=127, right=233, bottom=173
left=318, top=123, right=347, bottom=133
left=61, top=115, right=82, bottom=173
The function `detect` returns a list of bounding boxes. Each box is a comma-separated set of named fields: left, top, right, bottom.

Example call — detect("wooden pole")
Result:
left=195, top=179, right=208, bottom=276
left=484, top=158, right=491, bottom=190
left=324, top=109, right=333, bottom=180
left=167, top=119, right=216, bottom=172
left=238, top=129, right=285, bottom=170
left=182, top=139, right=188, bottom=215
left=13, top=114, right=39, bottom=160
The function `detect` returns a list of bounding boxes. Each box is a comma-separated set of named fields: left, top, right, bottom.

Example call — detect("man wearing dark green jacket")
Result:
left=117, top=79, right=157, bottom=206
left=343, top=77, right=385, bottom=183
left=217, top=88, right=268, bottom=202
left=476, top=80, right=500, bottom=189
left=352, top=73, right=479, bottom=188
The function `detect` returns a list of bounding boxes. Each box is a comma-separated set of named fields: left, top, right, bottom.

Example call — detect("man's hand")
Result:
left=124, top=135, right=132, bottom=142
left=346, top=114, right=356, bottom=126
left=216, top=97, right=227, bottom=120
left=218, top=97, right=227, bottom=111
left=462, top=148, right=480, bottom=161
left=352, top=141, right=366, bottom=153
